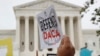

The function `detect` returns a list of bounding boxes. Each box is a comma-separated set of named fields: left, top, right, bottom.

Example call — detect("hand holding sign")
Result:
left=37, top=5, right=63, bottom=49
left=57, top=35, right=75, bottom=56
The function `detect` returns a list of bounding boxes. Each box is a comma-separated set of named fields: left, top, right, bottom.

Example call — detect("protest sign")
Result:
left=0, top=38, right=13, bottom=56
left=37, top=5, right=63, bottom=49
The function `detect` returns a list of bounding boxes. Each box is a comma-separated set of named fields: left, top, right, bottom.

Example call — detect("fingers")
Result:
left=59, top=35, right=71, bottom=49
left=63, top=35, right=72, bottom=47
left=63, top=35, right=70, bottom=44
left=61, top=35, right=74, bottom=50
left=60, top=35, right=70, bottom=45
left=59, top=35, right=74, bottom=49
left=63, top=35, right=75, bottom=55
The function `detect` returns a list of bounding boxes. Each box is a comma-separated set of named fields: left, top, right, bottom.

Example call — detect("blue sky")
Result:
left=0, top=0, right=99, bottom=30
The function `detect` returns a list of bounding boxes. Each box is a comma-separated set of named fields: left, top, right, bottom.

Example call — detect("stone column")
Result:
left=25, top=16, right=29, bottom=51
left=34, top=17, right=39, bottom=50
left=16, top=16, right=20, bottom=55
left=77, top=16, right=83, bottom=49
left=61, top=16, right=65, bottom=35
left=69, top=17, right=75, bottom=46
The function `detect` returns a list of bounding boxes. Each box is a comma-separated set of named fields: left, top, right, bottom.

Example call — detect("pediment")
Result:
left=14, top=0, right=82, bottom=10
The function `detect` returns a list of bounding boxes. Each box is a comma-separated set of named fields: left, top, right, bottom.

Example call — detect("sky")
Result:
left=0, top=0, right=99, bottom=30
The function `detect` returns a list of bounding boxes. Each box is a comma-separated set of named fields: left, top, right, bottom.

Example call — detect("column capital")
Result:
left=16, top=15, right=20, bottom=21
left=69, top=17, right=74, bottom=22
left=32, top=16, right=37, bottom=22
left=25, top=16, right=29, bottom=20
left=73, top=16, right=81, bottom=20
left=70, top=16, right=74, bottom=18
left=25, top=16, right=30, bottom=18
left=61, top=16, right=65, bottom=21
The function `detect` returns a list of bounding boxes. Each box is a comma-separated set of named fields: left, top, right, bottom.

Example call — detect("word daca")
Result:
left=39, top=16, right=57, bottom=31
left=43, top=29, right=60, bottom=40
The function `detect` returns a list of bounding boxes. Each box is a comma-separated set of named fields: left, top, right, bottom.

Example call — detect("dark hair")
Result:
left=85, top=43, right=88, bottom=48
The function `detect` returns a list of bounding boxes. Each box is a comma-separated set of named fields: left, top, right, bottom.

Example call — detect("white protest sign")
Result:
left=37, top=6, right=63, bottom=49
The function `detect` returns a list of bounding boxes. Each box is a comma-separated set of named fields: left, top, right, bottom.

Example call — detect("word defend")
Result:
left=37, top=6, right=63, bottom=49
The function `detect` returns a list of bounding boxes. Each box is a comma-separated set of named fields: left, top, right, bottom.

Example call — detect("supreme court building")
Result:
left=0, top=0, right=100, bottom=56
left=14, top=0, right=82, bottom=56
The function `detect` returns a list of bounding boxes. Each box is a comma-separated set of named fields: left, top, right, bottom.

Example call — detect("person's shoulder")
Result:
left=81, top=47, right=85, bottom=50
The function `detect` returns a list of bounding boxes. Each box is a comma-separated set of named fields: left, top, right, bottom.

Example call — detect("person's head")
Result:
left=85, top=43, right=88, bottom=48
left=80, top=43, right=88, bottom=50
